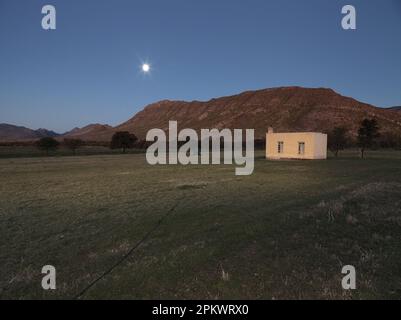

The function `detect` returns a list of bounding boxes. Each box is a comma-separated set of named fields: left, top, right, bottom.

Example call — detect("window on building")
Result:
left=278, top=141, right=284, bottom=154
left=298, top=142, right=305, bottom=155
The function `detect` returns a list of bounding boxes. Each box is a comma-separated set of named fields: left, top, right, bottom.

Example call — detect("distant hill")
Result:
left=388, top=106, right=401, bottom=113
left=35, top=128, right=60, bottom=138
left=116, top=87, right=401, bottom=140
left=0, top=124, right=60, bottom=142
left=61, top=124, right=114, bottom=141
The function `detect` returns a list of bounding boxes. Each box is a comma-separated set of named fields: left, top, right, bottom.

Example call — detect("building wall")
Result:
left=313, top=133, right=328, bottom=159
left=266, top=132, right=327, bottom=160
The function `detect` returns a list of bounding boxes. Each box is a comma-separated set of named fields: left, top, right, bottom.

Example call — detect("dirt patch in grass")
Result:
left=176, top=182, right=208, bottom=190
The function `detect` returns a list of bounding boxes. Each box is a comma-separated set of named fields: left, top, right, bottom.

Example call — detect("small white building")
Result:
left=266, top=128, right=327, bottom=160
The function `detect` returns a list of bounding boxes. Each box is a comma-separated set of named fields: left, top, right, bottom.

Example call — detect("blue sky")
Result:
left=0, top=0, right=400, bottom=132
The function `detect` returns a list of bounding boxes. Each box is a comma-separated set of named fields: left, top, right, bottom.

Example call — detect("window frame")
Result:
left=277, top=141, right=284, bottom=154
left=298, top=142, right=305, bottom=155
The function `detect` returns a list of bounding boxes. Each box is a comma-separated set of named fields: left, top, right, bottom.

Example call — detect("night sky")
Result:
left=1, top=0, right=400, bottom=132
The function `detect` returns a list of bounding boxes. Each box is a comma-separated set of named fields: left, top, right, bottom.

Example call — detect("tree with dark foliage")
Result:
left=379, top=132, right=401, bottom=149
left=357, top=119, right=380, bottom=158
left=37, top=137, right=60, bottom=156
left=328, top=126, right=348, bottom=157
left=110, top=131, right=138, bottom=153
left=64, top=138, right=84, bottom=155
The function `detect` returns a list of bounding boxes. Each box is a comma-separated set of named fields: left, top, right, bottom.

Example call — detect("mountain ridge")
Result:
left=61, top=124, right=113, bottom=141
left=388, top=106, right=401, bottom=113
left=0, top=124, right=60, bottom=142
left=2, top=87, right=401, bottom=142
left=116, top=87, right=401, bottom=140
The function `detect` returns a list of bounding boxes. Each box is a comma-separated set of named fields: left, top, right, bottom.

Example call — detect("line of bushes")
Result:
left=328, top=119, right=401, bottom=158
left=2, top=118, right=400, bottom=158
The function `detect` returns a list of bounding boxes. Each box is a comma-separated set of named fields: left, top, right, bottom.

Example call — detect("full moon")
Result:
left=142, top=63, right=150, bottom=73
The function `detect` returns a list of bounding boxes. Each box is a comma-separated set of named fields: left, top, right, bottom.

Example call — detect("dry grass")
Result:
left=1, top=150, right=401, bottom=299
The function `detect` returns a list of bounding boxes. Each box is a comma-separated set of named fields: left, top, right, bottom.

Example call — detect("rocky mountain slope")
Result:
left=2, top=87, right=401, bottom=142
left=116, top=87, right=401, bottom=140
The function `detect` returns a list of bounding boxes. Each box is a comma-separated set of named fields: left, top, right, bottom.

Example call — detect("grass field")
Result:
left=1, top=150, right=401, bottom=299
left=0, top=146, right=144, bottom=158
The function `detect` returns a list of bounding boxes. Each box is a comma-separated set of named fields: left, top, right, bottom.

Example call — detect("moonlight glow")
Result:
left=142, top=63, right=150, bottom=73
